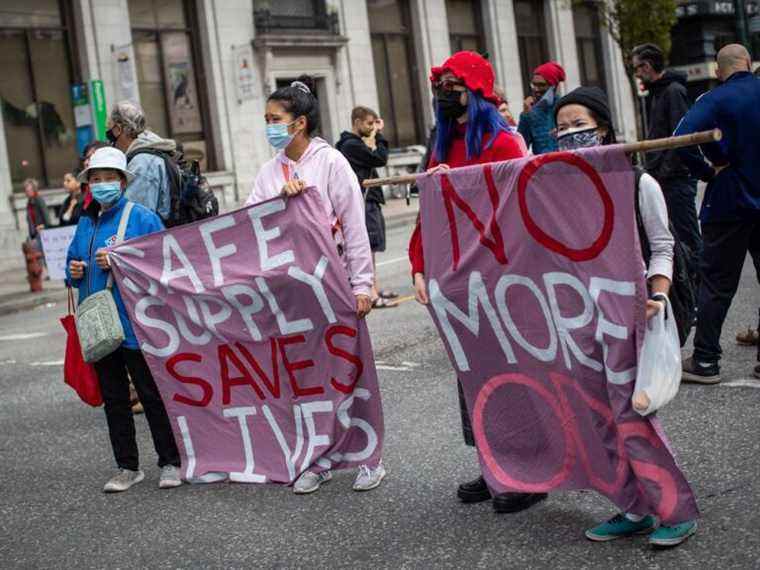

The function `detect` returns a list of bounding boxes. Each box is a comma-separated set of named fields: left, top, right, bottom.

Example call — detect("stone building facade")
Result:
left=0, top=0, right=637, bottom=265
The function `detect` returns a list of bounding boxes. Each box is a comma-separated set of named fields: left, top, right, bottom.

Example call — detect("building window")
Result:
left=129, top=0, right=214, bottom=170
left=573, top=2, right=607, bottom=92
left=446, top=0, right=485, bottom=53
left=0, top=0, right=79, bottom=191
left=514, top=0, right=549, bottom=94
left=368, top=0, right=423, bottom=147
left=253, top=0, right=338, bottom=34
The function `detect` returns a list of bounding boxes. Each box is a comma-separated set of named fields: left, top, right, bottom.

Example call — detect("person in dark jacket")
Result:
left=674, top=44, right=760, bottom=383
left=336, top=106, right=398, bottom=307
left=632, top=43, right=701, bottom=278
left=59, top=172, right=83, bottom=226
left=23, top=178, right=51, bottom=240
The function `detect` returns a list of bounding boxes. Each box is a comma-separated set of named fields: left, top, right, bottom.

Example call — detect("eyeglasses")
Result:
left=434, top=79, right=466, bottom=92
left=633, top=62, right=647, bottom=71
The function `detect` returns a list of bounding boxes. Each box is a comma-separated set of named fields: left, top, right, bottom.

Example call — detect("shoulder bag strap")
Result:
left=106, top=202, right=134, bottom=290
left=67, top=286, right=75, bottom=315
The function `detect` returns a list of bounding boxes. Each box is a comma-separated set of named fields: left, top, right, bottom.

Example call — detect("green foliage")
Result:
left=596, top=0, right=679, bottom=70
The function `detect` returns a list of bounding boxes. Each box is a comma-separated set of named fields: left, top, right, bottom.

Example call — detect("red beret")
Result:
left=533, top=61, right=566, bottom=86
left=430, top=51, right=499, bottom=105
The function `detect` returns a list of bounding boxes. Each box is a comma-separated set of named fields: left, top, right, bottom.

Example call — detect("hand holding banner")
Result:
left=110, top=190, right=384, bottom=483
left=418, top=146, right=698, bottom=525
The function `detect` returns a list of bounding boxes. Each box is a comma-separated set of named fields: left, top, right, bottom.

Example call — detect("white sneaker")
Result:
left=103, top=469, right=145, bottom=493
left=293, top=470, right=332, bottom=494
left=353, top=463, right=386, bottom=491
left=159, top=465, right=183, bottom=489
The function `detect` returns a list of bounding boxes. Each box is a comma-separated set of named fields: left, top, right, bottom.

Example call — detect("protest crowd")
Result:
left=49, top=37, right=760, bottom=554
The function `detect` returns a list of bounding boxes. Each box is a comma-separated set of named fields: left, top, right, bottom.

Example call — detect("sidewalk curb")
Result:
left=0, top=290, right=67, bottom=318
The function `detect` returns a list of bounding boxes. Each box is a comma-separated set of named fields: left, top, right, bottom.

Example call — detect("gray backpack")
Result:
left=76, top=202, right=134, bottom=363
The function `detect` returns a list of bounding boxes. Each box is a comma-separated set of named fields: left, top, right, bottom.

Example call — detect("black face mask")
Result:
left=106, top=127, right=119, bottom=145
left=437, top=90, right=467, bottom=120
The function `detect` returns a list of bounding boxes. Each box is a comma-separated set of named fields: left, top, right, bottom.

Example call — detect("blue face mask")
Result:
left=266, top=121, right=296, bottom=150
left=90, top=181, right=122, bottom=205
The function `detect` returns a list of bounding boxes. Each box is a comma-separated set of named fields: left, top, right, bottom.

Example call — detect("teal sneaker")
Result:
left=648, top=520, right=697, bottom=547
left=585, top=513, right=658, bottom=542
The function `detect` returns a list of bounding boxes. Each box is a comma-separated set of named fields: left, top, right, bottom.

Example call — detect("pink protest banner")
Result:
left=109, top=190, right=383, bottom=483
left=418, top=147, right=698, bottom=523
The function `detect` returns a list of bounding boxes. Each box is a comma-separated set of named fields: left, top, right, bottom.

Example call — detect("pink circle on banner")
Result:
left=471, top=373, right=575, bottom=491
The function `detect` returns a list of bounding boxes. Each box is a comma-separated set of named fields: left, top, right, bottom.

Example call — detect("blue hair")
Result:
left=433, top=89, right=512, bottom=163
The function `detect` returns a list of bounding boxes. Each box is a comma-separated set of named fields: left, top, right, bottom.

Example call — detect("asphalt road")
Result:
left=1, top=215, right=759, bottom=569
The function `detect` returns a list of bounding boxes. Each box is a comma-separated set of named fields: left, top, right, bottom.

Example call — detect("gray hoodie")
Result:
left=125, top=130, right=176, bottom=220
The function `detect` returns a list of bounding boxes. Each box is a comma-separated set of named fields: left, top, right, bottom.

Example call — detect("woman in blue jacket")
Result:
left=66, top=147, right=181, bottom=493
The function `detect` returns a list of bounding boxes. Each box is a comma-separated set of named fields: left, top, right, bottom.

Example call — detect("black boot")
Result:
left=457, top=476, right=492, bottom=503
left=492, top=492, right=548, bottom=513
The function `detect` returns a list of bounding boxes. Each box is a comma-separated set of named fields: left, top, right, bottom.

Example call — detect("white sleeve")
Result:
left=638, top=173, right=674, bottom=282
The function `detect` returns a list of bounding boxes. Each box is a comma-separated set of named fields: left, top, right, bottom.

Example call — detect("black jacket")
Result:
left=336, top=131, right=388, bottom=204
left=59, top=193, right=83, bottom=226
left=642, top=70, right=692, bottom=181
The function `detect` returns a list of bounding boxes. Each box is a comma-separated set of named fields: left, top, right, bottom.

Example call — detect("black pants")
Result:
left=94, top=347, right=180, bottom=471
left=365, top=200, right=387, bottom=252
left=457, top=380, right=475, bottom=447
left=660, top=177, right=702, bottom=280
left=693, top=219, right=760, bottom=364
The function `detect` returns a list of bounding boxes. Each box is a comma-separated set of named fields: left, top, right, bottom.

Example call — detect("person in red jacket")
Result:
left=408, top=51, right=547, bottom=515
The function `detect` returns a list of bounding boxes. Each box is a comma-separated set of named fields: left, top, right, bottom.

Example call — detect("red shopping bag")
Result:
left=61, top=288, right=103, bottom=407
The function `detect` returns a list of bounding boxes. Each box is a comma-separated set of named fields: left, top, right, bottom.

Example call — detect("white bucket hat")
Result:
left=77, top=147, right=136, bottom=184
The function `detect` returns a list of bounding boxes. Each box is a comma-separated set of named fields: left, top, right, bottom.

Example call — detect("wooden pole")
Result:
left=362, top=129, right=722, bottom=188
left=618, top=128, right=721, bottom=154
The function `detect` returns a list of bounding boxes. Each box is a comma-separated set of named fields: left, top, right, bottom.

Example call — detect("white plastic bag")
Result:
left=632, top=297, right=682, bottom=416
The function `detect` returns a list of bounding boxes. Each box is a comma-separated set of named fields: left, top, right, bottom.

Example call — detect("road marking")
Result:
left=0, top=332, right=48, bottom=341
left=376, top=256, right=408, bottom=268
left=375, top=360, right=420, bottom=372
left=722, top=379, right=760, bottom=389
left=29, top=360, right=64, bottom=367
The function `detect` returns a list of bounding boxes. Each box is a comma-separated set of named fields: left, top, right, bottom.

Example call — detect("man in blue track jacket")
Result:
left=674, top=44, right=760, bottom=383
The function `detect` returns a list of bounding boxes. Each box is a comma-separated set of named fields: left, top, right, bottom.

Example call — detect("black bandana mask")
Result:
left=557, top=127, right=602, bottom=151
left=437, top=90, right=467, bottom=120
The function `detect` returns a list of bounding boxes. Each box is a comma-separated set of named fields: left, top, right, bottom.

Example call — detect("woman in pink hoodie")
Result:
left=245, top=75, right=384, bottom=495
